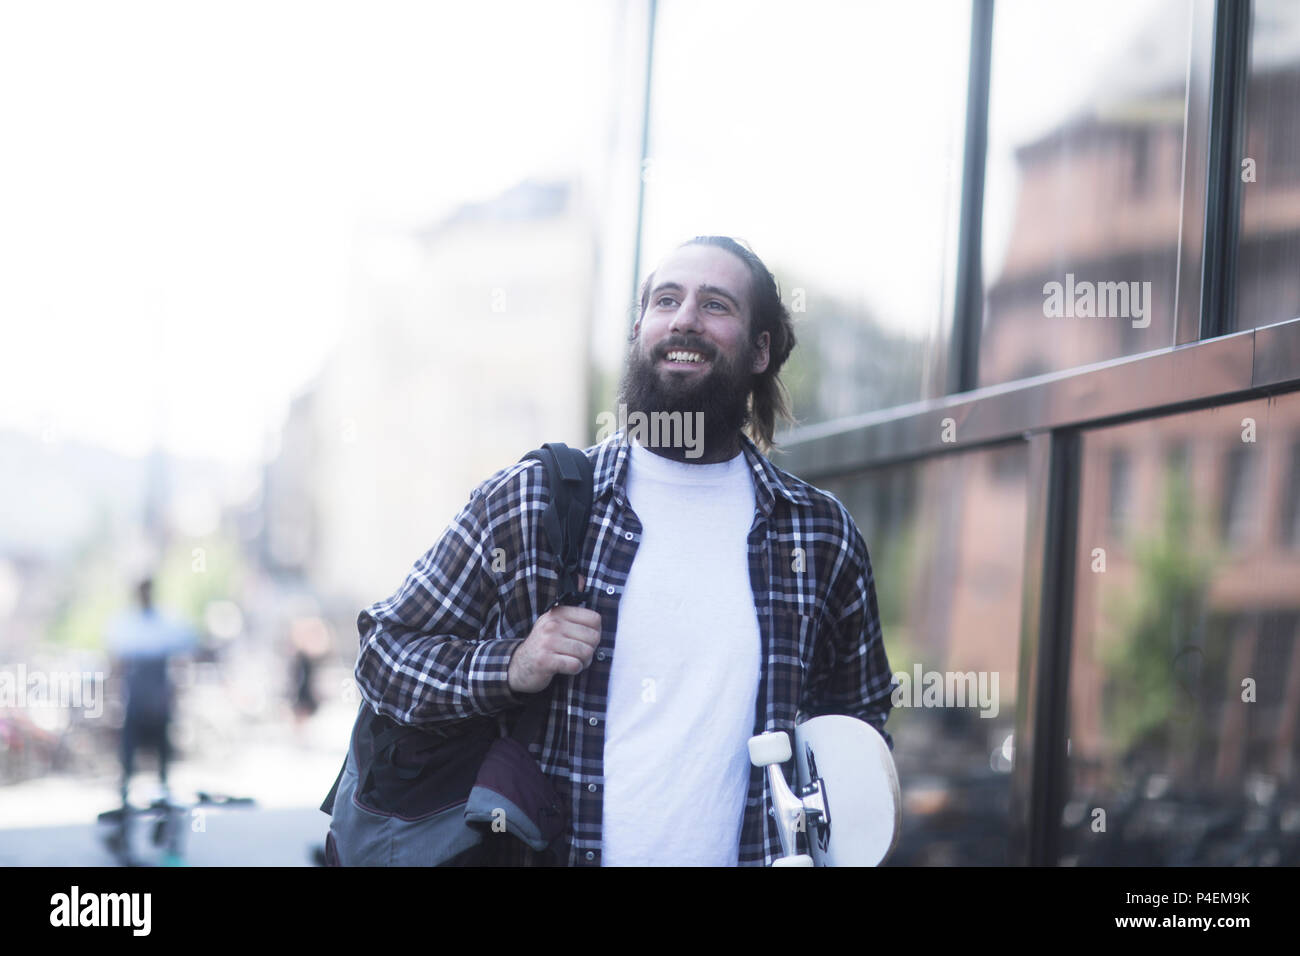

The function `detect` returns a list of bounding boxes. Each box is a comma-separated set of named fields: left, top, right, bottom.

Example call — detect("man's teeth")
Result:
left=666, top=350, right=705, bottom=363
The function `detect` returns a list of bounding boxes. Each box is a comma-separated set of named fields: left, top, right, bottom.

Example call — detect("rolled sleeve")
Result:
left=465, top=636, right=529, bottom=713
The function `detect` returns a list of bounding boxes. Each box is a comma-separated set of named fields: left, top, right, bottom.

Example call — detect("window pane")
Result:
left=980, top=0, right=1191, bottom=387
left=1064, top=392, right=1300, bottom=865
left=821, top=441, right=1030, bottom=865
left=639, top=0, right=971, bottom=427
left=1236, top=0, right=1300, bottom=330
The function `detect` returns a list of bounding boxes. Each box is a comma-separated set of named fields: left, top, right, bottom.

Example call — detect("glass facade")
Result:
left=1063, top=394, right=1300, bottom=864
left=979, top=0, right=1193, bottom=386
left=1236, top=0, right=1300, bottom=330
left=634, top=0, right=1300, bottom=867
left=821, top=442, right=1030, bottom=864
left=640, top=0, right=971, bottom=426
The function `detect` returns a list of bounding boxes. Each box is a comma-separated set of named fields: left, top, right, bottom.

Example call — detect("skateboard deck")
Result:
left=749, top=714, right=900, bottom=866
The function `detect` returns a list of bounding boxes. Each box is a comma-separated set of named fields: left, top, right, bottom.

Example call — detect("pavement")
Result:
left=0, top=702, right=355, bottom=867
left=0, top=806, right=329, bottom=867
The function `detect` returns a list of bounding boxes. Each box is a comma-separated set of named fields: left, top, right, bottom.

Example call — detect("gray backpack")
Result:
left=321, top=442, right=593, bottom=866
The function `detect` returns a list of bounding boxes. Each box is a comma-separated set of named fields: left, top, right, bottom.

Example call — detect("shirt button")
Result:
left=605, top=585, right=615, bottom=595
left=588, top=717, right=598, bottom=726
left=587, top=783, right=597, bottom=792
left=623, top=531, right=634, bottom=540
left=596, top=651, right=606, bottom=661
left=585, top=851, right=595, bottom=861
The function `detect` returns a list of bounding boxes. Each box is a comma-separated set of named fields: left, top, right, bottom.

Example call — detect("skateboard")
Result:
left=749, top=715, right=901, bottom=866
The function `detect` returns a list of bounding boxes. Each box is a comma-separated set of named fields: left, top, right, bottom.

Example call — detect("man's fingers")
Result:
left=547, top=636, right=597, bottom=661
left=549, top=605, right=602, bottom=629
left=526, top=601, right=601, bottom=684
left=552, top=653, right=589, bottom=675
left=556, top=621, right=602, bottom=647
left=535, top=632, right=597, bottom=662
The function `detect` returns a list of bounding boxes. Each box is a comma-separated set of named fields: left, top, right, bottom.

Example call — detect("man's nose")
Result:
left=668, top=295, right=704, bottom=334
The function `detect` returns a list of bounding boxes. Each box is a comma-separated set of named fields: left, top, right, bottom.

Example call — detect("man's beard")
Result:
left=617, top=333, right=754, bottom=462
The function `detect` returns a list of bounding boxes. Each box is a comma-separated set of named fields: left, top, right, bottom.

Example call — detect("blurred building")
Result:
left=262, top=178, right=596, bottom=613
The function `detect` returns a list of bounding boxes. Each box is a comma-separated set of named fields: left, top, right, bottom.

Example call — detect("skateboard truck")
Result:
left=748, top=730, right=829, bottom=867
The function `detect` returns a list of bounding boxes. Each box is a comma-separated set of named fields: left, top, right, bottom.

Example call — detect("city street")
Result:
left=0, top=703, right=352, bottom=867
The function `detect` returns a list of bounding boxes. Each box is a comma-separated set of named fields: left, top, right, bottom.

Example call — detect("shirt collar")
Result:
left=592, top=429, right=811, bottom=514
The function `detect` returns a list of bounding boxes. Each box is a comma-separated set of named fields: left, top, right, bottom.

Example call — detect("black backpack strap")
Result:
left=321, top=758, right=343, bottom=815
left=521, top=442, right=594, bottom=609
left=511, top=442, right=595, bottom=744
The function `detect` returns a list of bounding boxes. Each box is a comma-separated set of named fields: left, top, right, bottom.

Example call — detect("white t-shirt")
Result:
left=600, top=439, right=761, bottom=866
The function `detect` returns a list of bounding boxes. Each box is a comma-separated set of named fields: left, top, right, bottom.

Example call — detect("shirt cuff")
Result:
left=467, top=637, right=529, bottom=714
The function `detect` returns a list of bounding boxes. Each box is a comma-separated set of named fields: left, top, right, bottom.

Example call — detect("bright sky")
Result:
left=0, top=0, right=1176, bottom=466
left=0, top=0, right=616, bottom=464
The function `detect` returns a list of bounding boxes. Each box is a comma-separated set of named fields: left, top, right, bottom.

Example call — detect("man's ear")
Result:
left=752, top=331, right=771, bottom=374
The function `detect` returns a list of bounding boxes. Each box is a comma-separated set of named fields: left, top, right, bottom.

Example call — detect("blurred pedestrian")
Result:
left=288, top=617, right=329, bottom=739
left=105, top=577, right=198, bottom=803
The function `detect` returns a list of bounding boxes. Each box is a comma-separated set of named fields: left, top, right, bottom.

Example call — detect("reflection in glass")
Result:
left=819, top=441, right=1029, bottom=864
left=641, top=1, right=971, bottom=427
left=980, top=0, right=1191, bottom=387
left=1283, top=437, right=1300, bottom=550
left=1065, top=393, right=1300, bottom=864
left=1236, top=0, right=1300, bottom=329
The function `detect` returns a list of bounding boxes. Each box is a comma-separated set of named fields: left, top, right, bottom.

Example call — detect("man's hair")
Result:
left=636, top=235, right=797, bottom=452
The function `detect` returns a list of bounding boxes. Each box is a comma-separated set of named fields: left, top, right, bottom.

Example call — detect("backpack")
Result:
left=320, top=442, right=594, bottom=866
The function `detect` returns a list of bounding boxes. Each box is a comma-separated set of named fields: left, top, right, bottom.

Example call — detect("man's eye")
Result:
left=706, top=300, right=725, bottom=310
left=657, top=296, right=677, bottom=307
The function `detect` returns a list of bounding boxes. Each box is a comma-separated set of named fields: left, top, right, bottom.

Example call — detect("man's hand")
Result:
left=507, top=604, right=603, bottom=695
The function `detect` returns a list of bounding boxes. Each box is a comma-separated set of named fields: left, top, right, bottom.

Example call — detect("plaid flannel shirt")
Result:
left=353, top=430, right=894, bottom=866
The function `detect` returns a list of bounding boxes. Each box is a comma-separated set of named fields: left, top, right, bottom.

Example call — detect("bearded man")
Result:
left=352, top=235, right=894, bottom=866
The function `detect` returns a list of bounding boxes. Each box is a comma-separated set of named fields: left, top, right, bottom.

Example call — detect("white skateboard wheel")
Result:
left=772, top=854, right=814, bottom=867
left=748, top=731, right=792, bottom=767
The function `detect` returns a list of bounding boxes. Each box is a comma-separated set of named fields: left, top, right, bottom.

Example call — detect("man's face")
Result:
left=620, top=245, right=771, bottom=449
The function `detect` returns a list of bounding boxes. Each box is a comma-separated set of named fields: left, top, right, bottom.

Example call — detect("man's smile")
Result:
left=659, top=347, right=712, bottom=371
